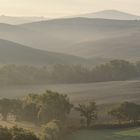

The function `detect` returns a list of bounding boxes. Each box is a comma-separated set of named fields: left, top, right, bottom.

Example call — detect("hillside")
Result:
left=68, top=32, right=140, bottom=60
left=9, top=18, right=140, bottom=52
left=20, top=18, right=140, bottom=60
left=21, top=18, right=140, bottom=41
left=0, top=39, right=87, bottom=65
left=0, top=18, right=140, bottom=61
left=80, top=10, right=140, bottom=20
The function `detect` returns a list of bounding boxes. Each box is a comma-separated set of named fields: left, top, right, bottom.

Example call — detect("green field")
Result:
left=65, top=128, right=140, bottom=140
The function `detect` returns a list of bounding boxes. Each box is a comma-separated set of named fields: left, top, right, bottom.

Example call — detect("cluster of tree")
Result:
left=0, top=90, right=73, bottom=124
left=0, top=60, right=140, bottom=85
left=0, top=91, right=140, bottom=129
left=0, top=91, right=74, bottom=140
left=0, top=89, right=140, bottom=140
left=108, top=102, right=140, bottom=124
left=76, top=101, right=140, bottom=128
left=0, top=126, right=39, bottom=140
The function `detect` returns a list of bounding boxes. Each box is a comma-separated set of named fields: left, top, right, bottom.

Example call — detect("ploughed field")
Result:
left=0, top=80, right=140, bottom=105
left=65, top=128, right=140, bottom=140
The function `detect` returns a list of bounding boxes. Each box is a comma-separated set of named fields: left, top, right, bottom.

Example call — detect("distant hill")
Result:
left=69, top=33, right=140, bottom=60
left=9, top=18, right=140, bottom=51
left=0, top=18, right=140, bottom=62
left=19, top=18, right=140, bottom=60
left=80, top=10, right=140, bottom=20
left=0, top=39, right=87, bottom=65
left=0, top=15, right=47, bottom=25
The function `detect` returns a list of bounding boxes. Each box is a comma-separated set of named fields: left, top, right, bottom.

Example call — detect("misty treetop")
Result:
left=0, top=60, right=140, bottom=86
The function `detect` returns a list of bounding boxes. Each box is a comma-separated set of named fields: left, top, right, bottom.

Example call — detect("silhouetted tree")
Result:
left=75, top=102, right=97, bottom=128
left=38, top=90, right=73, bottom=123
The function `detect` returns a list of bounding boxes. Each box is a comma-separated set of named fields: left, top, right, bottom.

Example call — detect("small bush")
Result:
left=0, top=126, right=39, bottom=140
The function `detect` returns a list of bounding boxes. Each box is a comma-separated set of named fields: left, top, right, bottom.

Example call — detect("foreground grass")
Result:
left=65, top=128, right=140, bottom=140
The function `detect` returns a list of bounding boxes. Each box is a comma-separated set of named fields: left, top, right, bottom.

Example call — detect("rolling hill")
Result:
left=0, top=39, right=87, bottom=65
left=80, top=10, right=140, bottom=20
left=21, top=17, right=140, bottom=42
left=67, top=32, right=140, bottom=60
left=0, top=18, right=140, bottom=61
left=0, top=15, right=47, bottom=24
left=1, top=18, right=139, bottom=52
left=19, top=18, right=140, bottom=60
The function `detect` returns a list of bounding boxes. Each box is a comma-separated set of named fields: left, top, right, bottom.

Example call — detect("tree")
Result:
left=0, top=98, right=13, bottom=120
left=75, top=102, right=97, bottom=128
left=0, top=90, right=73, bottom=124
left=11, top=126, right=39, bottom=140
left=23, top=94, right=39, bottom=104
left=108, top=107, right=125, bottom=124
left=38, top=90, right=73, bottom=123
left=21, top=102, right=38, bottom=123
left=0, top=98, right=23, bottom=121
left=0, top=126, right=12, bottom=140
left=109, top=102, right=140, bottom=124
left=0, top=126, right=39, bottom=140
left=11, top=99, right=22, bottom=121
left=120, top=102, right=140, bottom=123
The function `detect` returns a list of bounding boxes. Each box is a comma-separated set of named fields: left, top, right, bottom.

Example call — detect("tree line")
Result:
left=0, top=60, right=140, bottom=86
left=76, top=101, right=140, bottom=128
left=0, top=91, right=140, bottom=127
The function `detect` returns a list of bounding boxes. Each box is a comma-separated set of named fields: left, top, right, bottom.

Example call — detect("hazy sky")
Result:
left=0, top=0, right=140, bottom=17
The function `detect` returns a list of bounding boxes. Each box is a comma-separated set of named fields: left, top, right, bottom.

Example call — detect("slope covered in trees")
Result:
left=0, top=60, right=140, bottom=86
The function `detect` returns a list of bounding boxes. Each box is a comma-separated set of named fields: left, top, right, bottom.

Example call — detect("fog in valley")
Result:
left=0, top=0, right=140, bottom=140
